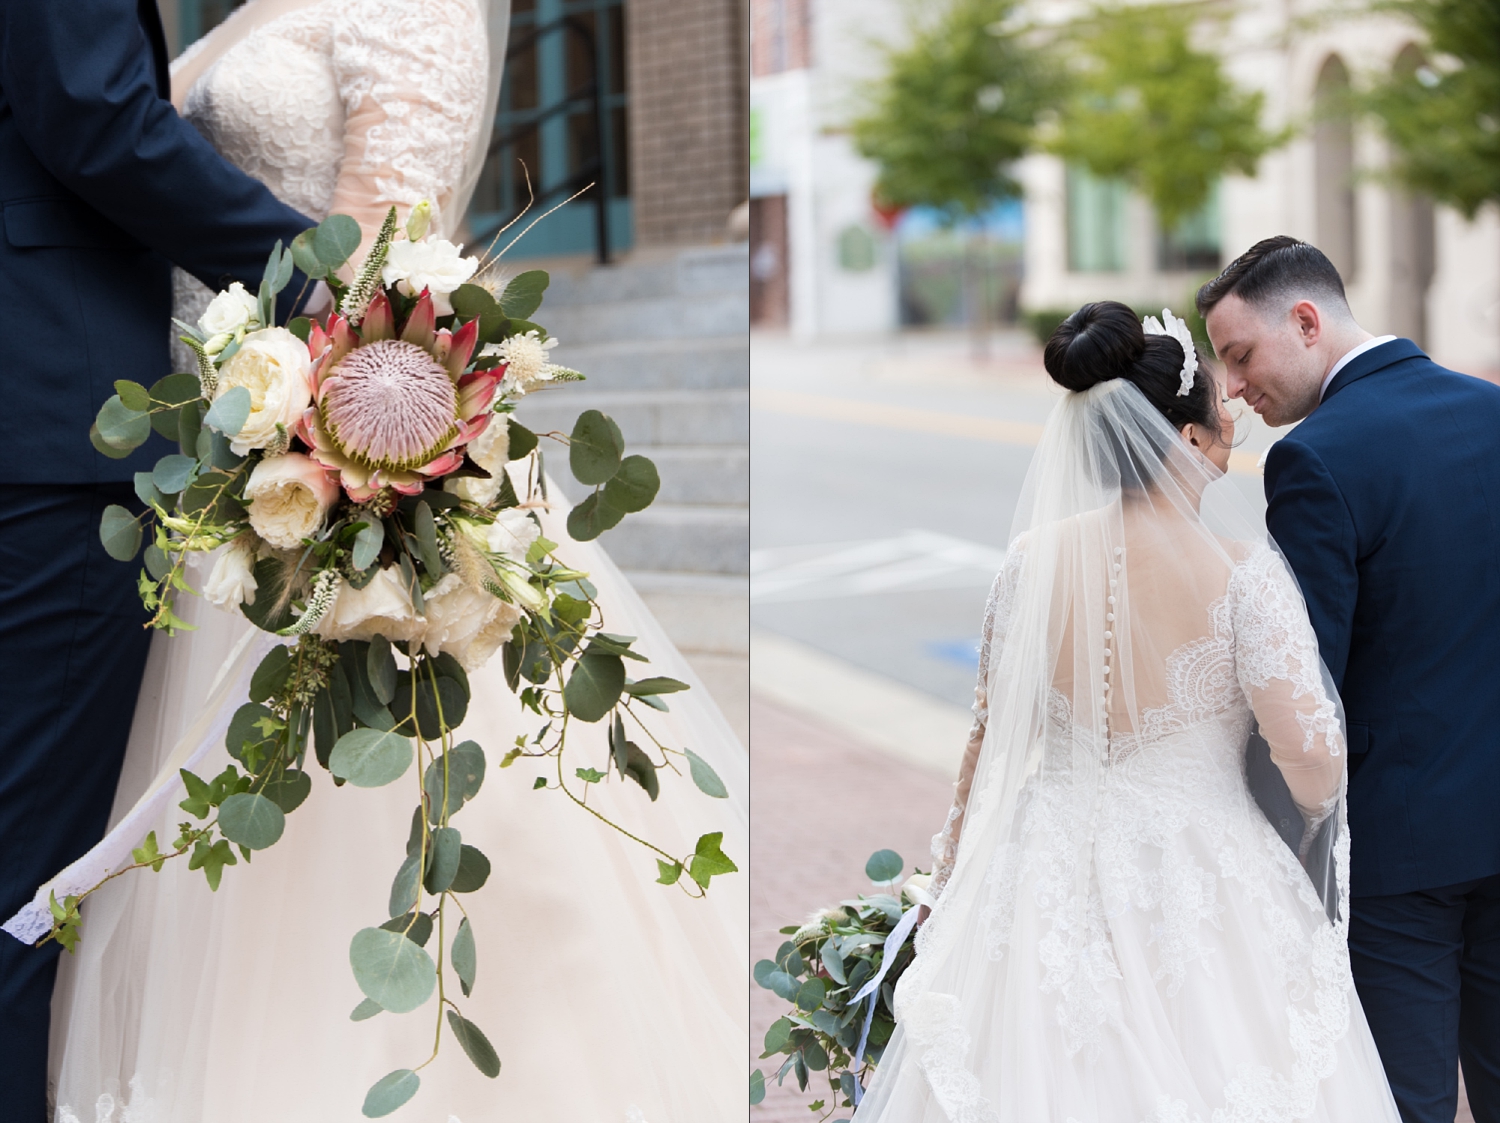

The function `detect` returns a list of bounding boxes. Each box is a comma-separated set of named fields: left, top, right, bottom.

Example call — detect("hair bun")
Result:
left=1043, top=301, right=1147, bottom=392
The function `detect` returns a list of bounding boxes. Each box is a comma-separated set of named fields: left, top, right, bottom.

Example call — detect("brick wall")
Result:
left=626, top=0, right=749, bottom=247
left=749, top=0, right=812, bottom=77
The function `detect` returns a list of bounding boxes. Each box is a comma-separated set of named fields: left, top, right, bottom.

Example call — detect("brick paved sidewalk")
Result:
left=748, top=693, right=1477, bottom=1123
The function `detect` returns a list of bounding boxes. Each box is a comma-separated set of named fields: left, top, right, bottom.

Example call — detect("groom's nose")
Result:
left=1224, top=368, right=1248, bottom=399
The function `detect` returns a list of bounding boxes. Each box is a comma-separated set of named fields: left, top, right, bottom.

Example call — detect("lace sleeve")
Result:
left=930, top=549, right=1022, bottom=900
left=1231, top=546, right=1345, bottom=844
left=330, top=0, right=489, bottom=242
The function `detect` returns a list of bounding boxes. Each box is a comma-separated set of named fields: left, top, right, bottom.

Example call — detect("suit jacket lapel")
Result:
left=1322, top=338, right=1426, bottom=403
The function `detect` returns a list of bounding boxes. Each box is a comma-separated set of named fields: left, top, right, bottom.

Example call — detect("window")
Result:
left=1066, top=165, right=1127, bottom=273
left=1157, top=182, right=1221, bottom=272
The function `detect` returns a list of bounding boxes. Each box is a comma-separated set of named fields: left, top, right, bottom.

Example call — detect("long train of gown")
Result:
left=47, top=494, right=748, bottom=1122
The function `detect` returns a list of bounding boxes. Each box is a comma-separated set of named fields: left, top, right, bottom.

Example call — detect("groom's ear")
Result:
left=1291, top=300, right=1324, bottom=347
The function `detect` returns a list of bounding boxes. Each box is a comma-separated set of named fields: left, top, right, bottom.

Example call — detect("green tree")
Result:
left=1364, top=0, right=1500, bottom=218
left=1048, top=3, right=1284, bottom=232
left=851, top=0, right=1059, bottom=220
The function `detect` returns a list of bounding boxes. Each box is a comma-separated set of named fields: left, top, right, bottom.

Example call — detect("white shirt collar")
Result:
left=1320, top=336, right=1398, bottom=400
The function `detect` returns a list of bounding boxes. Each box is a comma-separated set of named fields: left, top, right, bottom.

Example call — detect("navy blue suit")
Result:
left=1265, top=339, right=1500, bottom=1123
left=0, top=2, right=313, bottom=1116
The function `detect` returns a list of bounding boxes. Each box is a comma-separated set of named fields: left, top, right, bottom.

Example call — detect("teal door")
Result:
left=468, top=0, right=632, bottom=260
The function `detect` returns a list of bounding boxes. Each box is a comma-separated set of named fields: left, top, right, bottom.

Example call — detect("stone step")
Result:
left=541, top=292, right=748, bottom=346
left=516, top=388, right=748, bottom=448
left=548, top=335, right=747, bottom=391
left=548, top=445, right=749, bottom=508
left=540, top=244, right=748, bottom=307
left=595, top=504, right=749, bottom=575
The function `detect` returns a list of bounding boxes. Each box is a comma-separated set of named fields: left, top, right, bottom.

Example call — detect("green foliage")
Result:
left=499, top=270, right=549, bottom=319
left=753, top=850, right=926, bottom=1110
left=203, top=385, right=251, bottom=438
left=446, top=1010, right=502, bottom=1078
left=1048, top=3, right=1283, bottom=230
left=361, top=1069, right=420, bottom=1118
left=452, top=917, right=477, bottom=996
left=685, top=749, right=729, bottom=799
left=850, top=0, right=1060, bottom=219
left=99, top=505, right=142, bottom=562
left=688, top=832, right=738, bottom=889
left=1364, top=0, right=1500, bottom=217
left=350, top=927, right=437, bottom=1013
left=568, top=409, right=624, bottom=485
left=217, top=792, right=287, bottom=850
left=329, top=728, right=415, bottom=788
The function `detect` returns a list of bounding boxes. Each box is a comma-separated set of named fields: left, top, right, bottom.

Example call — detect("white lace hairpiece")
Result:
left=1142, top=308, right=1198, bottom=396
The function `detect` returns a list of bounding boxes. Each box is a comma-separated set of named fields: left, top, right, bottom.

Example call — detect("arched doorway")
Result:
left=1314, top=55, right=1357, bottom=282
left=1387, top=44, right=1436, bottom=346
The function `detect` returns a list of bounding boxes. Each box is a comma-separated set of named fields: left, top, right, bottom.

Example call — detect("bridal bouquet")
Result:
left=752, top=850, right=930, bottom=1121
left=70, top=204, right=736, bottom=1117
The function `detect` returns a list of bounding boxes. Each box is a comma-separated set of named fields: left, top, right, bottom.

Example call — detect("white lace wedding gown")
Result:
left=852, top=382, right=1397, bottom=1122
left=44, top=4, right=748, bottom=1120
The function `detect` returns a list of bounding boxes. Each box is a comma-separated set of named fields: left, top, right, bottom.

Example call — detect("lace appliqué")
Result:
left=57, top=1076, right=154, bottom=1123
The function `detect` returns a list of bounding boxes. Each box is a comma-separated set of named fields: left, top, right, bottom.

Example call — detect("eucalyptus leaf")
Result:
left=685, top=749, right=729, bottom=799
left=226, top=701, right=279, bottom=761
left=150, top=372, right=202, bottom=409
left=446, top=1010, right=501, bottom=1078
left=133, top=471, right=164, bottom=510
left=498, top=269, right=548, bottom=319
left=203, top=385, right=252, bottom=437
left=350, top=927, right=436, bottom=1014
left=329, top=728, right=413, bottom=788
left=565, top=491, right=626, bottom=542
left=314, top=213, right=361, bottom=268
left=449, top=844, right=490, bottom=893
left=563, top=652, right=624, bottom=723
left=569, top=410, right=624, bottom=485
left=452, top=917, right=476, bottom=997
left=90, top=424, right=133, bottom=459
left=151, top=454, right=197, bottom=496
left=601, top=454, right=660, bottom=513
left=380, top=910, right=433, bottom=947
left=361, top=1069, right=420, bottom=1118
left=366, top=636, right=397, bottom=706
left=353, top=519, right=384, bottom=570
left=388, top=854, right=420, bottom=918
left=290, top=229, right=329, bottom=280
left=143, top=544, right=172, bottom=581
left=177, top=401, right=202, bottom=457
left=423, top=827, right=462, bottom=893
left=865, top=849, right=904, bottom=884
left=99, top=505, right=142, bottom=562
left=506, top=420, right=538, bottom=460
left=413, top=501, right=444, bottom=577
left=217, top=793, right=286, bottom=850
left=350, top=997, right=383, bottom=1021
left=262, top=769, right=312, bottom=814
left=248, top=645, right=293, bottom=704
left=623, top=676, right=690, bottom=697
left=449, top=283, right=497, bottom=319
left=114, top=380, right=151, bottom=412
left=241, top=557, right=297, bottom=634
left=97, top=395, right=151, bottom=450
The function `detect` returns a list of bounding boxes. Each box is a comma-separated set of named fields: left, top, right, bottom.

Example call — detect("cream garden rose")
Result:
left=417, top=573, right=523, bottom=671
left=215, top=326, right=313, bottom=454
left=487, top=507, right=540, bottom=562
left=244, top=452, right=338, bottom=550
left=203, top=535, right=259, bottom=607
left=317, top=566, right=423, bottom=645
left=381, top=237, right=477, bottom=316
left=198, top=281, right=260, bottom=338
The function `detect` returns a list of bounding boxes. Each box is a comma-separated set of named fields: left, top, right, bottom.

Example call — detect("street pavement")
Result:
left=749, top=327, right=1475, bottom=1123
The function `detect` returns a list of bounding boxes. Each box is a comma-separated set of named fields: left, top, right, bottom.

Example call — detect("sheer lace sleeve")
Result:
left=1231, top=546, right=1345, bottom=842
left=330, top=0, right=489, bottom=242
left=930, top=549, right=1023, bottom=900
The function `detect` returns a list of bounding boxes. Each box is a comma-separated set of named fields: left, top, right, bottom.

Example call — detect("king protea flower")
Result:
left=299, top=289, right=502, bottom=502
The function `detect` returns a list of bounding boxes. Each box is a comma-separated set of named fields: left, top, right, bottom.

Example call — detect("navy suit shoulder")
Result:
left=1264, top=339, right=1500, bottom=896
left=0, top=0, right=315, bottom=483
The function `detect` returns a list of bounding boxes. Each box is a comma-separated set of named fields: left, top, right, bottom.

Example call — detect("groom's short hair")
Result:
left=1195, top=236, right=1351, bottom=320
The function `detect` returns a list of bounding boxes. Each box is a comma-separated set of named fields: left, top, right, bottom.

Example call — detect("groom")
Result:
left=1199, top=235, right=1500, bottom=1123
left=0, top=1, right=314, bottom=1116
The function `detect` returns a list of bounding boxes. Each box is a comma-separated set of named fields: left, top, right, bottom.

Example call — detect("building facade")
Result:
left=162, top=0, right=747, bottom=261
left=748, top=0, right=904, bottom=336
left=1020, top=0, right=1500, bottom=374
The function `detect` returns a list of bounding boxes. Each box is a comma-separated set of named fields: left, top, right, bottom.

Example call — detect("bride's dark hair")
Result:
left=1043, top=301, right=1221, bottom=440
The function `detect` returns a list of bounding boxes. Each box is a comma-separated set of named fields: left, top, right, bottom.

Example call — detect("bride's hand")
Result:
left=916, top=904, right=931, bottom=927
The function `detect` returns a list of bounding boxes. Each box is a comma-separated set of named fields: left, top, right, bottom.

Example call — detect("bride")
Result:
left=852, top=302, right=1398, bottom=1122
left=36, top=2, right=747, bottom=1119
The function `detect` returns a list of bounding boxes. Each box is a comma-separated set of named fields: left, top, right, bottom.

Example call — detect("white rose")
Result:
left=198, top=281, right=260, bottom=337
left=381, top=238, right=478, bottom=316
left=417, top=573, right=522, bottom=671
left=244, top=452, right=339, bottom=550
left=900, top=873, right=934, bottom=908
left=487, top=508, right=540, bottom=563
left=203, top=535, right=259, bottom=607
left=443, top=415, right=509, bottom=506
left=215, top=327, right=313, bottom=454
left=317, top=566, right=423, bottom=645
